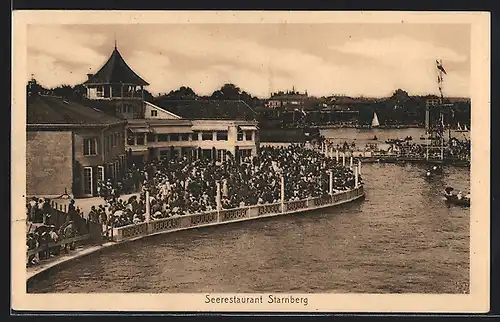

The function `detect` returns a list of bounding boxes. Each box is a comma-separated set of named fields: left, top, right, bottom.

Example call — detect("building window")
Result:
left=216, top=131, right=228, bottom=141
left=217, top=149, right=227, bottom=162
left=83, top=167, right=93, bottom=195
left=151, top=110, right=158, bottom=117
left=158, top=134, right=169, bottom=142
left=107, top=163, right=114, bottom=179
left=180, top=133, right=189, bottom=141
left=191, top=133, right=198, bottom=141
left=136, top=133, right=145, bottom=145
left=97, top=166, right=105, bottom=183
left=244, top=131, right=252, bottom=141
left=159, top=150, right=169, bottom=159
left=202, top=131, right=212, bottom=141
left=240, top=149, right=252, bottom=159
left=114, top=161, right=119, bottom=179
left=96, top=86, right=103, bottom=97
left=127, top=132, right=135, bottom=145
left=83, top=138, right=98, bottom=156
left=107, top=136, right=111, bottom=152
left=237, top=129, right=244, bottom=141
left=147, top=133, right=156, bottom=143
left=170, top=134, right=180, bottom=141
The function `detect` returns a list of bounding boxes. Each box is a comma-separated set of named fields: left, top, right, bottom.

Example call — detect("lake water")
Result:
left=28, top=135, right=470, bottom=294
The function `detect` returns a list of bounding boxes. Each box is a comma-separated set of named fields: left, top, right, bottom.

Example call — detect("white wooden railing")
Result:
left=111, top=185, right=365, bottom=242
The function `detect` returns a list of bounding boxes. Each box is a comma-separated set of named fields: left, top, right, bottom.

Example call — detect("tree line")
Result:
left=27, top=80, right=470, bottom=127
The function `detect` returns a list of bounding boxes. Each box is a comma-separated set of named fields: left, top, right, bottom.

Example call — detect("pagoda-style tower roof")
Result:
left=84, top=46, right=149, bottom=86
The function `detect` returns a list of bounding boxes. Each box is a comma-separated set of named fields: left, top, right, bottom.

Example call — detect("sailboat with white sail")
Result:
left=371, top=111, right=380, bottom=128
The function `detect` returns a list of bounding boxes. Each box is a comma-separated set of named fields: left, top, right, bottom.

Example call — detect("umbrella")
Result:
left=59, top=220, right=73, bottom=231
left=128, top=196, right=137, bottom=203
left=113, top=210, right=124, bottom=217
left=445, top=187, right=454, bottom=193
left=34, top=225, right=48, bottom=233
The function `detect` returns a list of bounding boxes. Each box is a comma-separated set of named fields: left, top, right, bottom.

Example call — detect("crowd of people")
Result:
left=25, top=146, right=360, bottom=265
left=96, top=166, right=144, bottom=200
left=91, top=145, right=359, bottom=228
left=26, top=197, right=81, bottom=266
left=319, top=136, right=471, bottom=162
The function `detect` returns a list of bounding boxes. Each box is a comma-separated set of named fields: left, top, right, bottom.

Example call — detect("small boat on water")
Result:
left=372, top=135, right=378, bottom=140
left=443, top=187, right=470, bottom=207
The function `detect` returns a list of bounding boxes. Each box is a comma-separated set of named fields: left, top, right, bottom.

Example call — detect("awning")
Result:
left=128, top=128, right=152, bottom=133
left=191, top=125, right=229, bottom=132
left=239, top=125, right=258, bottom=131
left=153, top=127, right=193, bottom=134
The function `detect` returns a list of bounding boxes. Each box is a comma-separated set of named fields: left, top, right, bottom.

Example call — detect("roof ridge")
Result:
left=84, top=47, right=149, bottom=86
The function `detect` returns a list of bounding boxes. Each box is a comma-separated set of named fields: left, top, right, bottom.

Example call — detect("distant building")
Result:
left=266, top=88, right=308, bottom=109
left=26, top=93, right=127, bottom=198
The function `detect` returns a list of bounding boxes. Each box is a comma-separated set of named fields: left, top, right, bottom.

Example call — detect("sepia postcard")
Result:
left=11, top=10, right=490, bottom=313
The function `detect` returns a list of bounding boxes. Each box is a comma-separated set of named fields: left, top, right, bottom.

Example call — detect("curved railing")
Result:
left=112, top=185, right=365, bottom=243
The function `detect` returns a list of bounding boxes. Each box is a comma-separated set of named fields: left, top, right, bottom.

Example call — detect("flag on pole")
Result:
left=436, top=60, right=447, bottom=75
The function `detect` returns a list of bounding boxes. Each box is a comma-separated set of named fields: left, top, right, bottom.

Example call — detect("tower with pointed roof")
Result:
left=83, top=44, right=150, bottom=119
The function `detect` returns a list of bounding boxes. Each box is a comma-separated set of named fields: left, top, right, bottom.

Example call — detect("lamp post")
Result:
left=329, top=170, right=333, bottom=196
left=280, top=175, right=285, bottom=213
left=216, top=181, right=221, bottom=222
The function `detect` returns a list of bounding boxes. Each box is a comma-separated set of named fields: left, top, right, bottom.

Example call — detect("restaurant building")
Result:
left=82, top=44, right=260, bottom=165
left=124, top=99, right=259, bottom=164
left=26, top=81, right=127, bottom=198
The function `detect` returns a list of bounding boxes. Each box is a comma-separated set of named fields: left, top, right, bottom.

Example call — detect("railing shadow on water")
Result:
left=111, top=185, right=365, bottom=243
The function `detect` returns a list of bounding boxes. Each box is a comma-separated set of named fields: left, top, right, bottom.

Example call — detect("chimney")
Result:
left=87, top=73, right=93, bottom=80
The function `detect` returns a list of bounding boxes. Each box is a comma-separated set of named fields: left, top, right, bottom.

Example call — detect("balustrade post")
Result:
left=216, top=181, right=221, bottom=222
left=280, top=175, right=285, bottom=213
left=355, top=166, right=359, bottom=188
left=329, top=170, right=333, bottom=196
left=336, top=149, right=339, bottom=162
left=145, top=190, right=151, bottom=222
left=342, top=153, right=346, bottom=167
left=350, top=156, right=353, bottom=169
left=358, top=159, right=362, bottom=175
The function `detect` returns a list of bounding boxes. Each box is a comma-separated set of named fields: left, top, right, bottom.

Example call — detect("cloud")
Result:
left=26, top=26, right=470, bottom=98
left=27, top=26, right=108, bottom=87
left=331, top=35, right=467, bottom=63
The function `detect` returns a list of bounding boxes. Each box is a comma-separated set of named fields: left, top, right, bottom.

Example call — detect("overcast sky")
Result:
left=27, top=23, right=470, bottom=98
